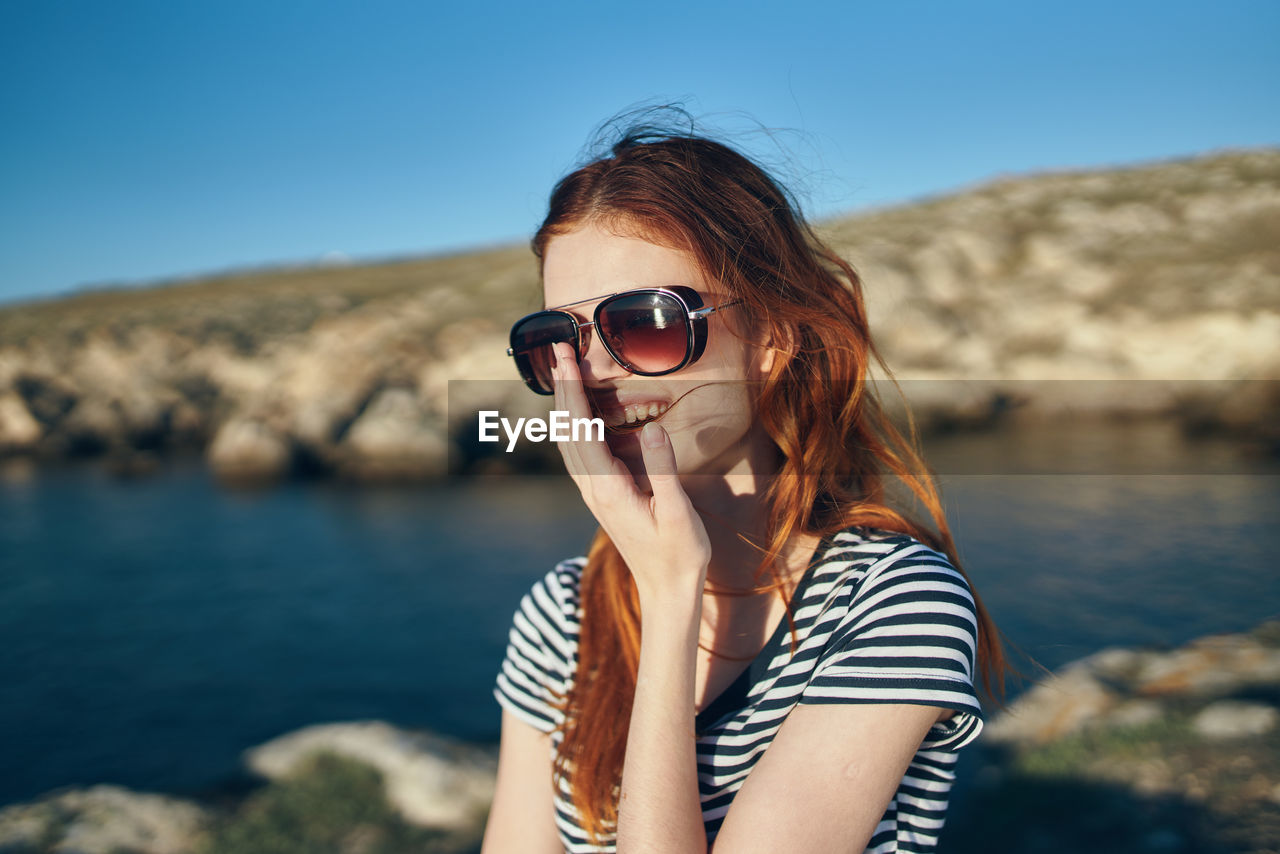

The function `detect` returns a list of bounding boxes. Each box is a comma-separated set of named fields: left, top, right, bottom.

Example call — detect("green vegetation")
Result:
left=947, top=713, right=1280, bottom=853
left=6, top=147, right=1276, bottom=355
left=0, top=245, right=537, bottom=353
left=1014, top=714, right=1197, bottom=778
left=197, top=753, right=482, bottom=854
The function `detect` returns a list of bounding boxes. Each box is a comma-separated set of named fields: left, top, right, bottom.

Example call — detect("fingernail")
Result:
left=641, top=422, right=664, bottom=448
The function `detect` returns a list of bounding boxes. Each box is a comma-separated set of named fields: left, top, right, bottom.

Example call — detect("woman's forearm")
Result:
left=616, top=589, right=707, bottom=854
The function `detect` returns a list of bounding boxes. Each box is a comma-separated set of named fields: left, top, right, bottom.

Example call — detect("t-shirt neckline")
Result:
left=693, top=530, right=838, bottom=734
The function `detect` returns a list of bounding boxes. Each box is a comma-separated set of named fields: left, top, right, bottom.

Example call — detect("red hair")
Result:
left=531, top=124, right=1006, bottom=843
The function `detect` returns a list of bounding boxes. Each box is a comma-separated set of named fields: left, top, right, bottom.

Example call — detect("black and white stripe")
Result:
left=494, top=526, right=984, bottom=853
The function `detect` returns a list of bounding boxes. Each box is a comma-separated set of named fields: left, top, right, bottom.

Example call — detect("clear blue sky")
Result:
left=1, top=0, right=1276, bottom=305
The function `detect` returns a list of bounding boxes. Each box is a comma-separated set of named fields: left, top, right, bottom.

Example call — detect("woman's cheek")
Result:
left=673, top=414, right=754, bottom=476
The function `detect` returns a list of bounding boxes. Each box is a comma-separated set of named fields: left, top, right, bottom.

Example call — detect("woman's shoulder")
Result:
left=807, top=525, right=973, bottom=608
left=495, top=557, right=587, bottom=732
left=512, top=556, right=588, bottom=641
left=800, top=525, right=985, bottom=739
left=534, top=555, right=587, bottom=603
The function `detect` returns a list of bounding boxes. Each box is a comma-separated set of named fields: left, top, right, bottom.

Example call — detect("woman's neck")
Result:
left=680, top=426, right=808, bottom=593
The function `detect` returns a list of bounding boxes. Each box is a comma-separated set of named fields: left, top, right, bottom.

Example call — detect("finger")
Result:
left=552, top=342, right=625, bottom=479
left=550, top=344, right=630, bottom=506
left=638, top=422, right=691, bottom=517
left=550, top=344, right=587, bottom=482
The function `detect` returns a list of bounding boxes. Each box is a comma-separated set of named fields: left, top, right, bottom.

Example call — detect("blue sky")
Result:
left=1, top=0, right=1276, bottom=305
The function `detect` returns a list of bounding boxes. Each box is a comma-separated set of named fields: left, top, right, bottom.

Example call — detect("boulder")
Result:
left=0, top=785, right=210, bottom=854
left=1136, top=634, right=1280, bottom=697
left=206, top=418, right=293, bottom=482
left=1192, top=701, right=1279, bottom=739
left=12, top=372, right=77, bottom=427
left=0, top=391, right=42, bottom=451
left=982, top=661, right=1117, bottom=745
left=337, top=387, right=450, bottom=480
left=244, top=720, right=496, bottom=831
left=59, top=396, right=122, bottom=454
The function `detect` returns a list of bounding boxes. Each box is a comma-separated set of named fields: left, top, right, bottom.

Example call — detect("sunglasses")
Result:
left=506, top=286, right=740, bottom=395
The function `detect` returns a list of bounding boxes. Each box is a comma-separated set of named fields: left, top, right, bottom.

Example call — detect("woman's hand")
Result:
left=550, top=342, right=710, bottom=605
left=552, top=341, right=710, bottom=852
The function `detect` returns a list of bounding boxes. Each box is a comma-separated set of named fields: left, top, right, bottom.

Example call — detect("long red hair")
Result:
left=531, top=122, right=1006, bottom=843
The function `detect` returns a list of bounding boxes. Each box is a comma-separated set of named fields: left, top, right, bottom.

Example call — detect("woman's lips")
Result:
left=586, top=390, right=673, bottom=428
left=600, top=400, right=671, bottom=428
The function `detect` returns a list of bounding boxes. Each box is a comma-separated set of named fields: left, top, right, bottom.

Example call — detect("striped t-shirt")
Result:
left=494, top=526, right=985, bottom=853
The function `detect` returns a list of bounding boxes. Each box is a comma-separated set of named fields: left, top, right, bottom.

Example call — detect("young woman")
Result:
left=482, top=122, right=1004, bottom=854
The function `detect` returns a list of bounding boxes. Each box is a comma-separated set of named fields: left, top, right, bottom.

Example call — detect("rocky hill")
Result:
left=1, top=148, right=1276, bottom=482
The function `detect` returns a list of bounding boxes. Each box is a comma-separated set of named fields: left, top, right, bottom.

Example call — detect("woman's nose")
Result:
left=575, top=323, right=629, bottom=386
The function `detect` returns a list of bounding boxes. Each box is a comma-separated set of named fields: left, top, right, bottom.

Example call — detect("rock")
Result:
left=1136, top=634, right=1280, bottom=697
left=12, top=372, right=77, bottom=426
left=1082, top=647, right=1158, bottom=684
left=274, top=316, right=407, bottom=453
left=206, top=418, right=293, bottom=482
left=964, top=620, right=1280, bottom=854
left=244, top=720, right=496, bottom=831
left=982, top=662, right=1117, bottom=745
left=60, top=339, right=176, bottom=448
left=0, top=784, right=210, bottom=854
left=337, top=387, right=450, bottom=480
left=59, top=396, right=122, bottom=454
left=985, top=628, right=1280, bottom=750
left=184, top=346, right=276, bottom=401
left=0, top=391, right=42, bottom=451
left=3, top=148, right=1280, bottom=477
left=1108, top=699, right=1165, bottom=729
left=113, top=390, right=173, bottom=449
left=167, top=401, right=208, bottom=445
left=1192, top=701, right=1279, bottom=739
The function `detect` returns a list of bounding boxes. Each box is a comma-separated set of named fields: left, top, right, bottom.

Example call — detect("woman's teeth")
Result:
left=607, top=402, right=669, bottom=427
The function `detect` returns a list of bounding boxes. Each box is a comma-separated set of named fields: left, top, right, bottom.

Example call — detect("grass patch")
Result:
left=1015, top=715, right=1195, bottom=778
left=197, top=752, right=480, bottom=854
left=0, top=245, right=535, bottom=352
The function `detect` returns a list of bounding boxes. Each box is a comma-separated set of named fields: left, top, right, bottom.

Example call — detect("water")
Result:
left=0, top=465, right=600, bottom=804
left=1, top=425, right=1277, bottom=808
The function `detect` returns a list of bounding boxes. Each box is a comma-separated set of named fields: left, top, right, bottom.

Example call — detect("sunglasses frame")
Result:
left=506, top=286, right=740, bottom=395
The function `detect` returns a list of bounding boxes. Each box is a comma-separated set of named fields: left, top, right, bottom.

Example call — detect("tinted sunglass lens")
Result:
left=511, top=313, right=576, bottom=394
left=598, top=292, right=689, bottom=373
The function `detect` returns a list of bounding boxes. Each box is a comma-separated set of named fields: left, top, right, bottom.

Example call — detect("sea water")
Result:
left=1, top=423, right=1277, bottom=806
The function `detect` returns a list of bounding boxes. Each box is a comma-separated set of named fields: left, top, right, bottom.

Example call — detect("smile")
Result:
left=600, top=401, right=671, bottom=428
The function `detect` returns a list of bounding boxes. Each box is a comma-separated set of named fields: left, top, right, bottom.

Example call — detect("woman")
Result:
left=482, top=120, right=1004, bottom=854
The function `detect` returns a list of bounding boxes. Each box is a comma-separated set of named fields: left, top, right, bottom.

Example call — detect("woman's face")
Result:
left=541, top=221, right=780, bottom=485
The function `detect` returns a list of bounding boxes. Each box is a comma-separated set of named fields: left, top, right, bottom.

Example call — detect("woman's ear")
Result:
left=750, top=323, right=797, bottom=380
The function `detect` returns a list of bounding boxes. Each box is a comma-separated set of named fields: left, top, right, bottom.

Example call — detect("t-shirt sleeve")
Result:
left=493, top=560, right=583, bottom=734
left=800, top=540, right=985, bottom=751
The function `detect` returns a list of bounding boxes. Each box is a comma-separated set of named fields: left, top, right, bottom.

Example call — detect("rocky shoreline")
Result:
left=1, top=148, right=1277, bottom=483
left=0, top=722, right=496, bottom=854
left=3, top=623, right=1276, bottom=854
left=946, top=621, right=1280, bottom=854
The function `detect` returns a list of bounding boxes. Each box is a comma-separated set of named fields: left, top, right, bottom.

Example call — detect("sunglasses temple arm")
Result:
left=689, top=299, right=742, bottom=320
